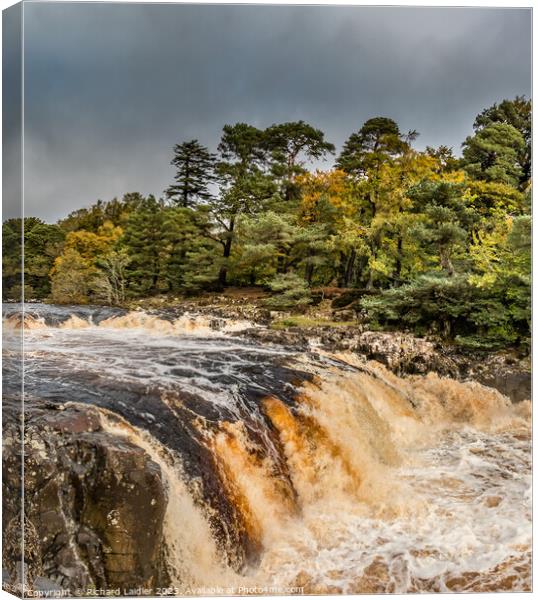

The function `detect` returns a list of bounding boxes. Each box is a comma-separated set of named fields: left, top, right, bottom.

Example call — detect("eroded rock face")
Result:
left=353, top=331, right=458, bottom=377
left=2, top=398, right=169, bottom=592
left=236, top=328, right=531, bottom=403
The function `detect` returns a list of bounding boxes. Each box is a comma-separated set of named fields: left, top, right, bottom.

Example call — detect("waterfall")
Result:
left=2, top=304, right=531, bottom=593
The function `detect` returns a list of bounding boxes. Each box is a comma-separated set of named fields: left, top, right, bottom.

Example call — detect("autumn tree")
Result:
left=337, top=117, right=417, bottom=287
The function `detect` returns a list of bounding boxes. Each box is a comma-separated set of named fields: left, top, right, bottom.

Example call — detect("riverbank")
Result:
left=11, top=290, right=531, bottom=403
left=120, top=290, right=531, bottom=403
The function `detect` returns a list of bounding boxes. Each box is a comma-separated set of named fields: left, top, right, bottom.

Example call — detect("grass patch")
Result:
left=271, top=316, right=357, bottom=330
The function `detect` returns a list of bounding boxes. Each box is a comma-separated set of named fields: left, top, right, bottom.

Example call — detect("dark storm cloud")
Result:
left=13, top=2, right=532, bottom=222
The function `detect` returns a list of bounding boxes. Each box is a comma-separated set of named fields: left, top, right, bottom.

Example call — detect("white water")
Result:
left=6, top=305, right=532, bottom=594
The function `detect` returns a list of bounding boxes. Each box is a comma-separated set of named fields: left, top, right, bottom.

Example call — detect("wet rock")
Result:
left=235, top=328, right=310, bottom=350
left=2, top=398, right=169, bottom=592
left=354, top=331, right=459, bottom=377
left=236, top=326, right=530, bottom=403
left=460, top=353, right=531, bottom=404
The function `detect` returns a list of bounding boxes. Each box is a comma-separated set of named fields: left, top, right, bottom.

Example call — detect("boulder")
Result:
left=2, top=398, right=169, bottom=593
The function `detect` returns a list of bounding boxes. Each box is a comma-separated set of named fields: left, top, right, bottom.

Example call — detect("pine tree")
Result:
left=122, top=196, right=168, bottom=295
left=213, top=123, right=276, bottom=287
left=264, top=121, right=335, bottom=201
left=462, top=123, right=525, bottom=188
left=473, top=96, right=531, bottom=187
left=166, top=140, right=216, bottom=207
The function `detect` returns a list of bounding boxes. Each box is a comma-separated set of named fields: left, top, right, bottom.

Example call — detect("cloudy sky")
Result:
left=5, top=3, right=532, bottom=222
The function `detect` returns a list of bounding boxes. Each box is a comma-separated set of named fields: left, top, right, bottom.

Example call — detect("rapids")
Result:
left=3, top=303, right=532, bottom=594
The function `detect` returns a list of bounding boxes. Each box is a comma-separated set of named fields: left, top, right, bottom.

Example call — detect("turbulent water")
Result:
left=3, top=303, right=532, bottom=594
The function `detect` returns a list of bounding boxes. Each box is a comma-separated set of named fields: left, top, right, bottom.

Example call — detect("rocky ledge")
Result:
left=235, top=327, right=531, bottom=403
left=2, top=397, right=169, bottom=593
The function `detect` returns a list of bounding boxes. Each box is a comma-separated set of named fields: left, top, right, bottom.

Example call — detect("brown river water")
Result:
left=3, top=304, right=532, bottom=594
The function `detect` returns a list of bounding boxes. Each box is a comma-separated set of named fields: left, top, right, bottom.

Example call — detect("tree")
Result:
left=160, top=205, right=216, bottom=291
left=298, top=169, right=364, bottom=287
left=468, top=215, right=530, bottom=348
left=2, top=218, right=23, bottom=300
left=232, top=211, right=331, bottom=286
left=336, top=118, right=417, bottom=287
left=473, top=96, right=531, bottom=187
left=2, top=218, right=65, bottom=300
left=337, top=117, right=414, bottom=178
left=361, top=274, right=509, bottom=345
left=264, top=273, right=312, bottom=311
left=462, top=123, right=525, bottom=188
left=213, top=123, right=277, bottom=287
left=59, top=194, right=144, bottom=232
left=264, top=121, right=335, bottom=201
left=122, top=196, right=168, bottom=295
left=425, top=145, right=459, bottom=174
left=94, top=250, right=131, bottom=305
left=49, top=220, right=122, bottom=304
left=50, top=248, right=98, bottom=304
left=409, top=181, right=476, bottom=276
left=166, top=140, right=217, bottom=207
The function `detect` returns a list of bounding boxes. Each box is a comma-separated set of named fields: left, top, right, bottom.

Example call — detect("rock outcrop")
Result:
left=2, top=397, right=169, bottom=593
left=236, top=327, right=531, bottom=403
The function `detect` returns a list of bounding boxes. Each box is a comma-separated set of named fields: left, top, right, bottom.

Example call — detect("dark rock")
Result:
left=236, top=326, right=531, bottom=403
left=2, top=398, right=169, bottom=592
left=354, top=331, right=459, bottom=377
left=330, top=309, right=357, bottom=322
left=453, top=352, right=531, bottom=404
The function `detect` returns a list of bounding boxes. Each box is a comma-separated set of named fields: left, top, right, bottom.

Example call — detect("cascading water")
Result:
left=2, top=303, right=531, bottom=594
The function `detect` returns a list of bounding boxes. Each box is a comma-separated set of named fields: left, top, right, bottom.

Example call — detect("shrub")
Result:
left=264, top=273, right=312, bottom=311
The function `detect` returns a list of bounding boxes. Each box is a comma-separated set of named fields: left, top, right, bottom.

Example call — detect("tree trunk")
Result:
left=440, top=246, right=455, bottom=276
left=305, top=262, right=314, bottom=285
left=395, top=236, right=403, bottom=283
left=344, top=248, right=356, bottom=287
left=218, top=218, right=235, bottom=288
left=367, top=236, right=380, bottom=290
left=337, top=251, right=348, bottom=287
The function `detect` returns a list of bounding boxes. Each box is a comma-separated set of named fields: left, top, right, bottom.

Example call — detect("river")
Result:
left=2, top=303, right=531, bottom=594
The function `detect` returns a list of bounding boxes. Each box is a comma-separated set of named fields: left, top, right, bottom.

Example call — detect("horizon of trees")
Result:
left=2, top=96, right=531, bottom=351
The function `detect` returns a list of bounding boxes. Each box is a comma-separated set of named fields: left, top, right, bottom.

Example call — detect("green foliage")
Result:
left=361, top=274, right=526, bottom=349
left=264, top=273, right=312, bottom=311
left=336, top=117, right=412, bottom=176
left=473, top=96, right=531, bottom=187
left=2, top=218, right=65, bottom=300
left=166, top=140, right=216, bottom=207
left=264, top=121, right=335, bottom=200
left=409, top=181, right=477, bottom=276
left=59, top=194, right=144, bottom=232
left=462, top=123, right=525, bottom=187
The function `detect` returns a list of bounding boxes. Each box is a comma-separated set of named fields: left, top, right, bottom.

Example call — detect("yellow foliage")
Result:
left=465, top=180, right=523, bottom=216
left=63, top=221, right=122, bottom=261
left=468, top=217, right=512, bottom=287
left=297, top=169, right=357, bottom=221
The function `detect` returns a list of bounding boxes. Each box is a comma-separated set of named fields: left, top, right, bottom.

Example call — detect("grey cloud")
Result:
left=8, top=3, right=532, bottom=222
